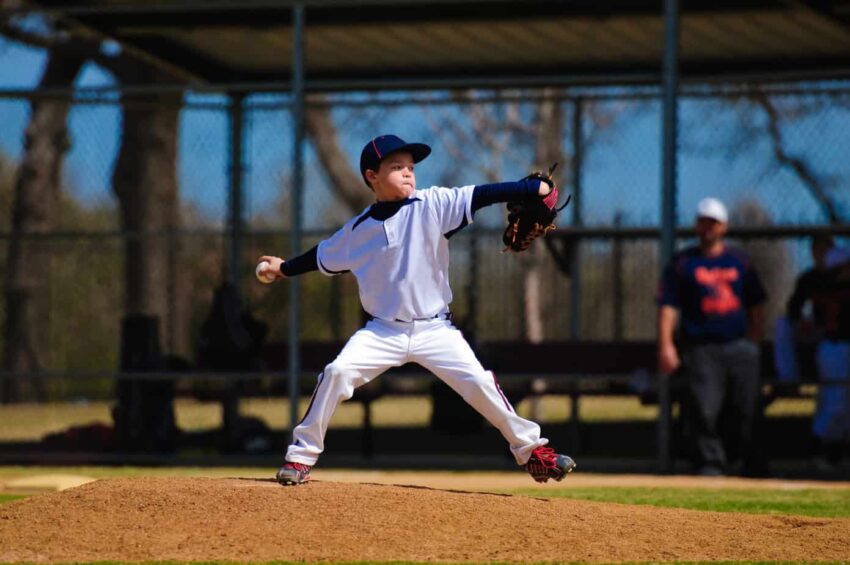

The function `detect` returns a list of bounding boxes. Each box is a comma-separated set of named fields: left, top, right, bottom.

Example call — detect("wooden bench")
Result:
left=241, top=340, right=672, bottom=465
left=176, top=339, right=829, bottom=470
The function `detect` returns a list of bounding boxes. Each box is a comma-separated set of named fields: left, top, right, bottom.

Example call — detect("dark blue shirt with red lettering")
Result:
left=657, top=245, right=767, bottom=343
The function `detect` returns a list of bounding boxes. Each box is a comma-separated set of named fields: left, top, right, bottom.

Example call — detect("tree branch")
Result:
left=753, top=91, right=841, bottom=224
left=0, top=17, right=58, bottom=49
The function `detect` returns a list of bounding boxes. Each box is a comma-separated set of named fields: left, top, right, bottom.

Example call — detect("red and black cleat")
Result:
left=276, top=462, right=312, bottom=486
left=524, top=446, right=576, bottom=483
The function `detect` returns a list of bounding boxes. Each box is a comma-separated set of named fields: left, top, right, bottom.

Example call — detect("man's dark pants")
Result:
left=680, top=338, right=761, bottom=474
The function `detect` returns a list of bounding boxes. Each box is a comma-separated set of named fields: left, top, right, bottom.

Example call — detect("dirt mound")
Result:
left=1, top=477, right=849, bottom=563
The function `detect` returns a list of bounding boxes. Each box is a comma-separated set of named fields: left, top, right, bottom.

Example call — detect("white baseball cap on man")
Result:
left=696, top=197, right=728, bottom=223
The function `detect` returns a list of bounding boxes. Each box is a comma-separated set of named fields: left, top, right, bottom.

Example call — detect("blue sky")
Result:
left=1, top=37, right=848, bottom=232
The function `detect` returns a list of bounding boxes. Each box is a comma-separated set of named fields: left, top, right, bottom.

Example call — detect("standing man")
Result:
left=657, top=197, right=767, bottom=476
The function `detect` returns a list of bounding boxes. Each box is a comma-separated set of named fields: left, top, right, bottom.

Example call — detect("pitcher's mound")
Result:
left=1, top=477, right=848, bottom=563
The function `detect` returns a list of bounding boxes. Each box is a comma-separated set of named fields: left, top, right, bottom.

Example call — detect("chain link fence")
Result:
left=0, top=83, right=848, bottom=453
left=0, top=84, right=848, bottom=376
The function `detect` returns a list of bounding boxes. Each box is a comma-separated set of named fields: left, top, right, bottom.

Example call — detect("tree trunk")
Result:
left=111, top=75, right=186, bottom=357
left=524, top=90, right=565, bottom=344
left=110, top=71, right=183, bottom=450
left=2, top=49, right=85, bottom=403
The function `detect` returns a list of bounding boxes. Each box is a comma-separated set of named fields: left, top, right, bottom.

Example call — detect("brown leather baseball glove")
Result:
left=502, top=163, right=570, bottom=253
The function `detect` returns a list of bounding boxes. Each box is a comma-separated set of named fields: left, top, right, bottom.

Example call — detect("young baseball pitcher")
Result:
left=257, top=134, right=576, bottom=485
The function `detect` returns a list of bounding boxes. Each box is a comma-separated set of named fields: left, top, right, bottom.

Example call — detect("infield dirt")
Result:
left=1, top=476, right=849, bottom=563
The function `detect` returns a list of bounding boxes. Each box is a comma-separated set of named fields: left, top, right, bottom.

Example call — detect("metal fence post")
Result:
left=613, top=212, right=624, bottom=340
left=570, top=97, right=584, bottom=340
left=227, top=93, right=245, bottom=296
left=660, top=0, right=680, bottom=270
left=288, top=3, right=306, bottom=437
left=657, top=0, right=680, bottom=477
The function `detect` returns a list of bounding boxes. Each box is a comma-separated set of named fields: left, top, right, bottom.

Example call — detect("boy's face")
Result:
left=366, top=151, right=416, bottom=201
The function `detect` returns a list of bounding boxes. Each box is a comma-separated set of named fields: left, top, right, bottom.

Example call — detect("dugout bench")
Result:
left=178, top=339, right=823, bottom=472
left=247, top=340, right=675, bottom=467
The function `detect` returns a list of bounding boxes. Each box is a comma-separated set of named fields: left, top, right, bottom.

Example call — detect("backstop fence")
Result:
left=0, top=82, right=848, bottom=460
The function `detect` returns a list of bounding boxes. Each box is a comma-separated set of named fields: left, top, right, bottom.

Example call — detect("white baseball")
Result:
left=255, top=261, right=275, bottom=284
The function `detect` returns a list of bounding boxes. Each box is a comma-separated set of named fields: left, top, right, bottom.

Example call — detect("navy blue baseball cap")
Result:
left=359, top=134, right=431, bottom=187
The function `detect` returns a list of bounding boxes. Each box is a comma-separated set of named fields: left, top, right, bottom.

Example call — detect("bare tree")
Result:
left=524, top=89, right=565, bottom=343
left=110, top=64, right=187, bottom=356
left=1, top=39, right=86, bottom=402
left=1, top=17, right=190, bottom=410
left=752, top=91, right=842, bottom=224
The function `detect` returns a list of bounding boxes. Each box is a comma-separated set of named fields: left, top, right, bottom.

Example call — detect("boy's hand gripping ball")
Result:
left=255, top=261, right=276, bottom=284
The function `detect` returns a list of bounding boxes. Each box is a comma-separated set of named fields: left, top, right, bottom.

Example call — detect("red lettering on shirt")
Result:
left=695, top=267, right=741, bottom=315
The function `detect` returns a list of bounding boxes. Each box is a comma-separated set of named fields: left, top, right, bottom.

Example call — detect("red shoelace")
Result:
left=530, top=446, right=558, bottom=468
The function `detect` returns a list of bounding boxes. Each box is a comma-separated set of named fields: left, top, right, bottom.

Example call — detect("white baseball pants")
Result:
left=285, top=317, right=548, bottom=466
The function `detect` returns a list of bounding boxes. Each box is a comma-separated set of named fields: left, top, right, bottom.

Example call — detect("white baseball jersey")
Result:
left=285, top=184, right=548, bottom=467
left=316, top=185, right=474, bottom=322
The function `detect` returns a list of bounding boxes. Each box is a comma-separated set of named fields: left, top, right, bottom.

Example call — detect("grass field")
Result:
left=0, top=395, right=816, bottom=441
left=506, top=486, right=850, bottom=518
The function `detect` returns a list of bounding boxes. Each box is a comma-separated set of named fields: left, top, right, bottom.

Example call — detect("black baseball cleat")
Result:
left=524, top=446, right=576, bottom=483
left=276, top=462, right=312, bottom=485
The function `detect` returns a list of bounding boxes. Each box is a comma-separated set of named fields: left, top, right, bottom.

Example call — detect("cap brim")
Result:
left=392, top=142, right=431, bottom=163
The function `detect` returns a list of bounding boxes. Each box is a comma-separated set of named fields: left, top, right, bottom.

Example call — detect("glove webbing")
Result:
left=503, top=220, right=556, bottom=253
left=501, top=163, right=563, bottom=253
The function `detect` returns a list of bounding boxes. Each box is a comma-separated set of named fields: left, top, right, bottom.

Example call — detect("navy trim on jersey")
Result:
left=296, top=371, right=325, bottom=427
left=353, top=197, right=422, bottom=231
left=444, top=217, right=469, bottom=239
left=318, top=256, right=349, bottom=275
left=351, top=209, right=373, bottom=232
left=281, top=245, right=320, bottom=276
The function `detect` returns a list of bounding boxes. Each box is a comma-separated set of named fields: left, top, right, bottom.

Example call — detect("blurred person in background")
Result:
left=657, top=197, right=767, bottom=476
left=774, top=234, right=835, bottom=384
left=781, top=234, right=850, bottom=472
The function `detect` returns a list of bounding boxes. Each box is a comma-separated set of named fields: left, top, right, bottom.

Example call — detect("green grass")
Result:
left=0, top=493, right=26, bottom=504
left=0, top=395, right=816, bottom=441
left=504, top=486, right=850, bottom=518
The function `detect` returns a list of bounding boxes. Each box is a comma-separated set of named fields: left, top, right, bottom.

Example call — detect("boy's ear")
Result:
left=364, top=169, right=378, bottom=187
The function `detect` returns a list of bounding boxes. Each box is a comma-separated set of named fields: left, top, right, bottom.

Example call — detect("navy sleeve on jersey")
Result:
left=471, top=179, right=542, bottom=214
left=280, top=245, right=320, bottom=277
left=444, top=180, right=542, bottom=239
